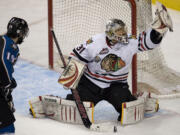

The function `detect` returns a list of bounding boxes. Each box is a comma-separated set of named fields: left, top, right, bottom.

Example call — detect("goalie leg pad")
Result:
left=120, top=98, right=145, bottom=125
left=29, top=96, right=46, bottom=118
left=137, top=92, right=159, bottom=114
left=29, top=95, right=94, bottom=124
left=145, top=97, right=159, bottom=114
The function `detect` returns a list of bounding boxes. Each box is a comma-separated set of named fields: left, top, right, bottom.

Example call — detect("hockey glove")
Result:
left=0, top=88, right=15, bottom=113
left=0, top=78, right=17, bottom=102
left=58, top=58, right=86, bottom=89
left=151, top=2, right=173, bottom=35
left=8, top=100, right=16, bottom=113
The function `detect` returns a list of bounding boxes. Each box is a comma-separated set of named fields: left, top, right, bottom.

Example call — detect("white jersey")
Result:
left=70, top=28, right=161, bottom=88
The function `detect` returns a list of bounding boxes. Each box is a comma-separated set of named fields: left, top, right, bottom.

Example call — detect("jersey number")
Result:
left=76, top=44, right=85, bottom=53
left=7, top=52, right=18, bottom=65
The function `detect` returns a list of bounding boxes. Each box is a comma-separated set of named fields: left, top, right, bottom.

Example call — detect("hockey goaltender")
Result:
left=29, top=2, right=173, bottom=131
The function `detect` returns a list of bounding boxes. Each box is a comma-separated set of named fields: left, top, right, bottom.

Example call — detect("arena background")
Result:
left=152, top=0, right=180, bottom=11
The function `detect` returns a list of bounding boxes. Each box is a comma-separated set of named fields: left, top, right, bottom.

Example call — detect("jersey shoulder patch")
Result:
left=86, top=38, right=93, bottom=45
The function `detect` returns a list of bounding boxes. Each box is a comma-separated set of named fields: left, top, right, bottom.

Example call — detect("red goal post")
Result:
left=48, top=0, right=53, bottom=69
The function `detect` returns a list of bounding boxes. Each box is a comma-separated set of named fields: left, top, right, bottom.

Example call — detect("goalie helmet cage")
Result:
left=48, top=0, right=180, bottom=95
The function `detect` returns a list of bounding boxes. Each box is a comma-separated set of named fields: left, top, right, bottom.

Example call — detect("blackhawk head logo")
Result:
left=101, top=54, right=125, bottom=72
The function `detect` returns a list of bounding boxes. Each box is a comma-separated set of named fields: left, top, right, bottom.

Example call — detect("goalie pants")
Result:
left=66, top=75, right=136, bottom=114
left=0, top=95, right=15, bottom=129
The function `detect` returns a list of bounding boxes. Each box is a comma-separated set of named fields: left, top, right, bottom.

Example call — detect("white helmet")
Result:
left=105, top=19, right=128, bottom=45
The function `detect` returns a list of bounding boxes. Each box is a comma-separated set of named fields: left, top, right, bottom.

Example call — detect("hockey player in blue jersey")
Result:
left=0, top=17, right=29, bottom=134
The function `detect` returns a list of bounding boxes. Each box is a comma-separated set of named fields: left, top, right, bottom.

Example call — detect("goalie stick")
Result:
left=50, top=29, right=117, bottom=132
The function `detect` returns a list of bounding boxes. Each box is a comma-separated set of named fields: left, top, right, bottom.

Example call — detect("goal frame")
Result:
left=47, top=0, right=138, bottom=95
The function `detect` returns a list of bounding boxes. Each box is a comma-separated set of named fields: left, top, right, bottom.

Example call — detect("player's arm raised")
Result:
left=151, top=1, right=173, bottom=35
left=136, top=2, right=173, bottom=53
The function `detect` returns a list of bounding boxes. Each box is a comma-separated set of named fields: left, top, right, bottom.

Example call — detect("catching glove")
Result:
left=151, top=2, right=173, bottom=35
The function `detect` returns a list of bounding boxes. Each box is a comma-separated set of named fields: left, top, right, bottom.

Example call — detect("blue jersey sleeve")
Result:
left=0, top=35, right=19, bottom=87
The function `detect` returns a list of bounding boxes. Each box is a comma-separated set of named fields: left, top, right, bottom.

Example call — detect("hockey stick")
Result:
left=50, top=29, right=117, bottom=132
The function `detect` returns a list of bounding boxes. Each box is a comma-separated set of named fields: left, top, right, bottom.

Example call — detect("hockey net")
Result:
left=48, top=0, right=180, bottom=96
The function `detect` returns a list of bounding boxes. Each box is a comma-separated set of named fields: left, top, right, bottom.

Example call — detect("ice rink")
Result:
left=1, top=0, right=180, bottom=135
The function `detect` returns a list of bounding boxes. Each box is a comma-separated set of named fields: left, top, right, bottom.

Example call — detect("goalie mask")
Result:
left=105, top=19, right=128, bottom=45
left=7, top=17, right=29, bottom=44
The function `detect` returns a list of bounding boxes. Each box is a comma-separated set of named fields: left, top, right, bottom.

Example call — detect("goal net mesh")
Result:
left=51, top=0, right=180, bottom=95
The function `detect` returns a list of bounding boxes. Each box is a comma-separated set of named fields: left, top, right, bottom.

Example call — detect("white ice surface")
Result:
left=0, top=0, right=180, bottom=135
